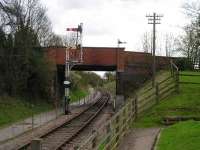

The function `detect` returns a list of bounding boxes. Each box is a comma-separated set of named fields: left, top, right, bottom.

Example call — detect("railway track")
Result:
left=19, top=92, right=109, bottom=150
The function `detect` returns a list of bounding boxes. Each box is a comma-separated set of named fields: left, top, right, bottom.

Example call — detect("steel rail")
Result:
left=18, top=92, right=109, bottom=150
left=56, top=93, right=109, bottom=150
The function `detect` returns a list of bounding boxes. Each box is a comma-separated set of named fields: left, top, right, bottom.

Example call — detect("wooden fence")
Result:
left=78, top=63, right=179, bottom=150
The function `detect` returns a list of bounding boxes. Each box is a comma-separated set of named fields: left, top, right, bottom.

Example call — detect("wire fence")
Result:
left=0, top=91, right=98, bottom=143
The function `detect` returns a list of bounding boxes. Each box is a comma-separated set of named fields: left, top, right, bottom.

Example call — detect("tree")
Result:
left=62, top=33, right=78, bottom=48
left=178, top=1, right=200, bottom=68
left=0, top=0, right=52, bottom=45
left=46, top=33, right=63, bottom=47
left=141, top=32, right=152, bottom=53
left=104, top=72, right=115, bottom=82
left=183, top=0, right=200, bottom=19
left=0, top=0, right=54, bottom=99
left=165, top=33, right=177, bottom=57
left=0, top=28, right=7, bottom=94
left=141, top=31, right=177, bottom=56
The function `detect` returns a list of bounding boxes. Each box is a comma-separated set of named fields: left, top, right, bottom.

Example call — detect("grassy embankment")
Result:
left=0, top=97, right=53, bottom=128
left=0, top=87, right=89, bottom=128
left=132, top=71, right=200, bottom=150
left=0, top=88, right=88, bottom=128
left=0, top=70, right=106, bottom=128
left=133, top=71, right=200, bottom=128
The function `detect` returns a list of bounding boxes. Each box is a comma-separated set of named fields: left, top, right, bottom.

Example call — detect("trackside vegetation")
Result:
left=0, top=71, right=104, bottom=127
left=0, top=97, right=53, bottom=128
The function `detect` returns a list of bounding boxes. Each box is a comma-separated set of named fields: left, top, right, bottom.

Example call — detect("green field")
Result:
left=133, top=71, right=200, bottom=128
left=157, top=121, right=200, bottom=150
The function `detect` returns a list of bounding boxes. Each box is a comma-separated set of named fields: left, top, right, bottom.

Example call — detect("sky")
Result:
left=40, top=0, right=190, bottom=51
left=40, top=0, right=191, bottom=76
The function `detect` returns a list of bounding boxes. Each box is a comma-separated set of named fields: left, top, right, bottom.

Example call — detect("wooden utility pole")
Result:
left=146, top=13, right=163, bottom=87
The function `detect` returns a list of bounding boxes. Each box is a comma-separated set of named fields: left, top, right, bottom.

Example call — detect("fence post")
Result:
left=30, top=138, right=42, bottom=150
left=131, top=99, right=135, bottom=121
left=91, top=135, right=97, bottom=149
left=170, top=60, right=173, bottom=76
left=156, top=82, right=159, bottom=104
left=176, top=70, right=179, bottom=93
left=134, top=95, right=138, bottom=119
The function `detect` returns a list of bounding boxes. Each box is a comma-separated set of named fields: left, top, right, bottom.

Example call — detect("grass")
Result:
left=70, top=88, right=88, bottom=103
left=133, top=71, right=200, bottom=128
left=0, top=88, right=88, bottom=128
left=180, top=71, right=200, bottom=83
left=157, top=121, right=200, bottom=150
left=135, top=71, right=171, bottom=95
left=0, top=96, right=53, bottom=128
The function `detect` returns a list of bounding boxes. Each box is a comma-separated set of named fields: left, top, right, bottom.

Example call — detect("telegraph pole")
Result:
left=146, top=13, right=163, bottom=86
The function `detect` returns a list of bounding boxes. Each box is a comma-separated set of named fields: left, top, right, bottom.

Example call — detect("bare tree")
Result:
left=141, top=32, right=152, bottom=53
left=165, top=33, right=177, bottom=57
left=62, top=32, right=78, bottom=48
left=45, top=33, right=63, bottom=47
left=141, top=31, right=179, bottom=57
left=183, top=0, right=200, bottom=19
left=179, top=1, right=200, bottom=67
left=0, top=0, right=52, bottom=45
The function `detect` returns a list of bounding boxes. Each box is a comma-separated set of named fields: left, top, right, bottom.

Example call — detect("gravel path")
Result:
left=118, top=128, right=160, bottom=150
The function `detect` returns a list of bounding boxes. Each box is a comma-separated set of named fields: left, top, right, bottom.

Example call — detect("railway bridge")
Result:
left=45, top=46, right=171, bottom=101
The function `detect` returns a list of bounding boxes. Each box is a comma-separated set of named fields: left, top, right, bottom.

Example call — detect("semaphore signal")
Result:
left=64, top=23, right=83, bottom=115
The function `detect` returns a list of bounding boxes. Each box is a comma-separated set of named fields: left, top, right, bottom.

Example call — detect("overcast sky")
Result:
left=40, top=0, right=191, bottom=51
left=40, top=0, right=191, bottom=76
